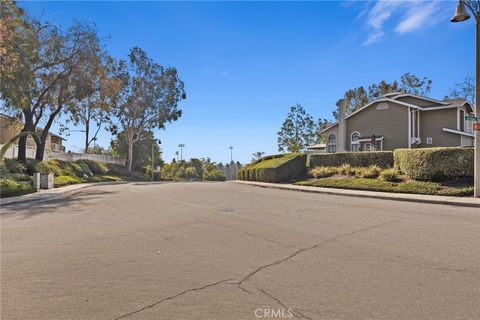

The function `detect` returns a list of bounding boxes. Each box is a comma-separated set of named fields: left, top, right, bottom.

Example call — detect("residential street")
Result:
left=1, top=182, right=479, bottom=320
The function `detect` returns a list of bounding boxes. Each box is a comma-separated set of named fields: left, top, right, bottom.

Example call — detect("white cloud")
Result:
left=361, top=0, right=445, bottom=45
left=395, top=2, right=440, bottom=33
left=220, top=71, right=230, bottom=77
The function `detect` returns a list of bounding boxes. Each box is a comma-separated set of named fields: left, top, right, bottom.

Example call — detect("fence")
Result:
left=50, top=152, right=125, bottom=165
left=1, top=144, right=125, bottom=165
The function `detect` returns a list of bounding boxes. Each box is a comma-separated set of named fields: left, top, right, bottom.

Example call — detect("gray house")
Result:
left=321, top=93, right=475, bottom=153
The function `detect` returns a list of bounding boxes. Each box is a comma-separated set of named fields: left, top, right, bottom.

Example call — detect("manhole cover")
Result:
left=215, top=208, right=239, bottom=214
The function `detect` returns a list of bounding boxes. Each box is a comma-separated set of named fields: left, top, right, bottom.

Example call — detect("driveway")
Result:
left=1, top=182, right=479, bottom=319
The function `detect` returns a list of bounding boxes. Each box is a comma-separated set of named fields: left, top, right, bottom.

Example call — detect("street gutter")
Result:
left=233, top=180, right=480, bottom=208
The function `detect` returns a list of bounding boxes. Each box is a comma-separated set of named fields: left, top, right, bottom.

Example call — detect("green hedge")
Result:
left=309, top=151, right=393, bottom=169
left=394, top=147, right=474, bottom=181
left=237, top=153, right=306, bottom=182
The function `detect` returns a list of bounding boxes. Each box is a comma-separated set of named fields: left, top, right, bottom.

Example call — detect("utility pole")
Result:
left=450, top=0, right=480, bottom=197
left=178, top=144, right=185, bottom=161
left=229, top=146, right=234, bottom=162
left=151, top=143, right=154, bottom=180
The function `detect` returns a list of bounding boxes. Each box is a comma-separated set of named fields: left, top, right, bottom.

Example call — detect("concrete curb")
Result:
left=233, top=181, right=480, bottom=208
left=0, top=181, right=128, bottom=207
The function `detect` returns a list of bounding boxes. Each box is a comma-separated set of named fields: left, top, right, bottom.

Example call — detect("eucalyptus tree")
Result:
left=0, top=8, right=105, bottom=161
left=277, top=104, right=317, bottom=153
left=112, top=47, right=186, bottom=172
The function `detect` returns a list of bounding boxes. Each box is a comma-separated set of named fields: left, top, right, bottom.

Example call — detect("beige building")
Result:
left=0, top=113, right=66, bottom=158
left=321, top=93, right=475, bottom=152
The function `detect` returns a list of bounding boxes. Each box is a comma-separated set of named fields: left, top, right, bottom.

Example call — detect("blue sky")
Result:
left=19, top=1, right=474, bottom=163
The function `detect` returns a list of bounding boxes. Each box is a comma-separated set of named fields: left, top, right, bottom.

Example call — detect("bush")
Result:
left=203, top=169, right=226, bottom=181
left=310, top=166, right=338, bottom=178
left=3, top=159, right=26, bottom=174
left=394, top=147, right=474, bottom=181
left=338, top=164, right=355, bottom=176
left=379, top=168, right=399, bottom=182
left=185, top=167, right=198, bottom=179
left=0, top=178, right=36, bottom=198
left=76, top=159, right=108, bottom=175
left=54, top=175, right=83, bottom=188
left=310, top=151, right=393, bottom=169
left=238, top=153, right=306, bottom=183
left=87, top=175, right=123, bottom=182
left=356, top=165, right=381, bottom=179
left=106, top=163, right=129, bottom=176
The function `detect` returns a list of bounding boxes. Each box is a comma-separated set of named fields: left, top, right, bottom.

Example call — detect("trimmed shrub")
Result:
left=379, top=168, right=399, bottom=182
left=310, top=166, right=338, bottom=178
left=238, top=153, right=306, bottom=183
left=310, top=151, right=393, bottom=169
left=394, top=147, right=473, bottom=181
left=0, top=178, right=36, bottom=198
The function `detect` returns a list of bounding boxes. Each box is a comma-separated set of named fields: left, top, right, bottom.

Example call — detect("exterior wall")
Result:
left=461, top=135, right=474, bottom=147
left=50, top=152, right=125, bottom=165
left=345, top=101, right=409, bottom=151
left=419, top=109, right=460, bottom=147
left=322, top=126, right=339, bottom=152
left=0, top=116, right=35, bottom=146
left=395, top=96, right=439, bottom=108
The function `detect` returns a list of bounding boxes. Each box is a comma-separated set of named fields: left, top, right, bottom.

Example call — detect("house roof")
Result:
left=0, top=113, right=66, bottom=141
left=320, top=94, right=473, bottom=134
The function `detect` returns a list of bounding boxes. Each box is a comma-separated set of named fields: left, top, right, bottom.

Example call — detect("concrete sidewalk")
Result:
left=0, top=181, right=127, bottom=206
left=234, top=180, right=480, bottom=208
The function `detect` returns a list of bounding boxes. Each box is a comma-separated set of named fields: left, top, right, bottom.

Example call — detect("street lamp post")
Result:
left=229, top=146, right=234, bottom=162
left=451, top=0, right=480, bottom=198
left=178, top=144, right=185, bottom=161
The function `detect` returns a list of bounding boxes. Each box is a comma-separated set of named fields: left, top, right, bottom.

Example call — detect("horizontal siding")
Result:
left=419, top=109, right=460, bottom=147
left=346, top=101, right=408, bottom=150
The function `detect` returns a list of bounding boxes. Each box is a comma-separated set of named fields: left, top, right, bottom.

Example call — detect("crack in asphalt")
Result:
left=255, top=285, right=313, bottom=320
left=112, top=217, right=402, bottom=319
left=235, top=217, right=403, bottom=288
left=112, top=278, right=234, bottom=320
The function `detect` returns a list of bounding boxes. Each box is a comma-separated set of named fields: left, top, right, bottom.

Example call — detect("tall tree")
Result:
left=67, top=55, right=123, bottom=153
left=251, top=151, right=265, bottom=162
left=110, top=130, right=163, bottom=173
left=0, top=0, right=27, bottom=81
left=112, top=47, right=186, bottom=172
left=316, top=118, right=333, bottom=143
left=0, top=11, right=104, bottom=161
left=446, top=75, right=475, bottom=103
left=277, top=104, right=317, bottom=153
left=333, top=73, right=432, bottom=119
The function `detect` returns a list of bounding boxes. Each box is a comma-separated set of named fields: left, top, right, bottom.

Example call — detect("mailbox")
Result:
left=40, top=173, right=54, bottom=189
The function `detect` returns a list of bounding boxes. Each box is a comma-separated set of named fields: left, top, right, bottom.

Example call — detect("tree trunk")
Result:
left=17, top=110, right=35, bottom=162
left=127, top=141, right=134, bottom=173
left=35, top=129, right=49, bottom=161
left=35, top=106, right=63, bottom=161
left=84, top=120, right=90, bottom=153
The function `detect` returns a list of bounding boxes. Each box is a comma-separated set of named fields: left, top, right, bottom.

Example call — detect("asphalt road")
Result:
left=1, top=182, right=479, bottom=320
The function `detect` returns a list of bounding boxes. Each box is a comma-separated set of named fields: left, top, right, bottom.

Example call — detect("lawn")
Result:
left=295, top=176, right=473, bottom=197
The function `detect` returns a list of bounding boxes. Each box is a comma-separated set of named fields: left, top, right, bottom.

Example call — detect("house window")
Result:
left=327, top=134, right=336, bottom=153
left=351, top=131, right=360, bottom=152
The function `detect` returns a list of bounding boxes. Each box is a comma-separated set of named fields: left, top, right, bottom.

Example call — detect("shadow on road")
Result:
left=0, top=189, right=118, bottom=219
